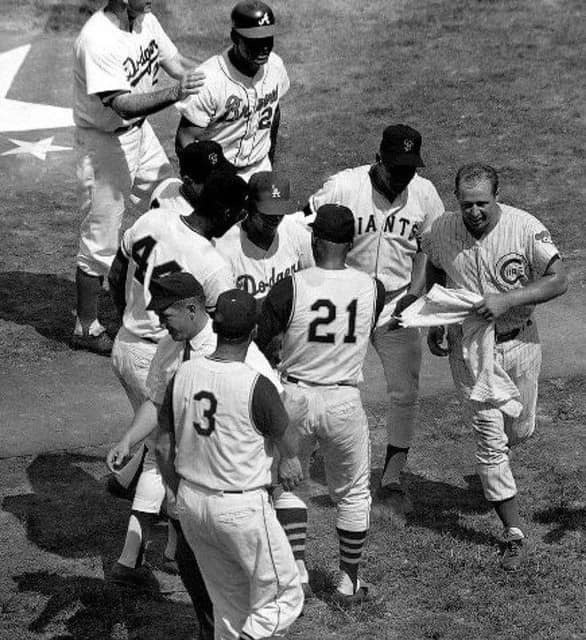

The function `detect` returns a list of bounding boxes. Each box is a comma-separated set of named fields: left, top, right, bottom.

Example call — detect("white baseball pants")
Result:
left=371, top=325, right=422, bottom=448
left=448, top=322, right=542, bottom=502
left=75, top=121, right=172, bottom=277
left=282, top=381, right=371, bottom=532
left=177, top=482, right=303, bottom=640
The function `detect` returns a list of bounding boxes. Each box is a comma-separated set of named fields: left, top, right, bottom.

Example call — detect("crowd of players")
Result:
left=70, top=1, right=568, bottom=638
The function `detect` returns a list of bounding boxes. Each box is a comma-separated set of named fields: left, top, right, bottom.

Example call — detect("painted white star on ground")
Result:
left=1, top=136, right=72, bottom=161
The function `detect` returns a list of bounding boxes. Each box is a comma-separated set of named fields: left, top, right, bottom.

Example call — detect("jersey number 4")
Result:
left=132, top=236, right=181, bottom=285
left=308, top=299, right=358, bottom=344
left=192, top=391, right=217, bottom=437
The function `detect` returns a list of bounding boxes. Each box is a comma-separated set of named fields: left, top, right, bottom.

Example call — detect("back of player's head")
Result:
left=198, top=171, right=249, bottom=220
left=213, top=288, right=257, bottom=342
left=179, top=141, right=236, bottom=184
left=455, top=163, right=499, bottom=196
left=311, top=204, right=355, bottom=244
left=147, top=273, right=206, bottom=314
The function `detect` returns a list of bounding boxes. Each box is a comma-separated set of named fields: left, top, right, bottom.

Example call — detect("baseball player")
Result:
left=422, top=163, right=567, bottom=570
left=106, top=172, right=248, bottom=587
left=307, top=124, right=444, bottom=517
left=157, top=289, right=304, bottom=640
left=215, top=170, right=313, bottom=592
left=150, top=140, right=237, bottom=213
left=72, top=0, right=206, bottom=354
left=175, top=1, right=289, bottom=182
left=107, top=272, right=284, bottom=638
left=257, top=205, right=385, bottom=605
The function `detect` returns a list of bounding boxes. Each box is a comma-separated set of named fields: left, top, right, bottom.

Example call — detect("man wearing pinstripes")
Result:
left=423, top=163, right=568, bottom=570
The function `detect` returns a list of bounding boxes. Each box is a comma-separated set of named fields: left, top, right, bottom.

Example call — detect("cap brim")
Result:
left=254, top=199, right=291, bottom=215
left=233, top=26, right=275, bottom=38
left=381, top=152, right=425, bottom=168
left=146, top=297, right=173, bottom=313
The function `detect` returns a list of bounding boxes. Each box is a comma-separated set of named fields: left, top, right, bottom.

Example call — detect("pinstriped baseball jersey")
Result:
left=172, top=358, right=276, bottom=491
left=309, top=167, right=444, bottom=293
left=214, top=217, right=314, bottom=300
left=74, top=11, right=178, bottom=132
left=175, top=50, right=289, bottom=172
left=421, top=204, right=560, bottom=333
left=280, top=267, right=379, bottom=385
left=120, top=208, right=233, bottom=339
left=149, top=177, right=192, bottom=214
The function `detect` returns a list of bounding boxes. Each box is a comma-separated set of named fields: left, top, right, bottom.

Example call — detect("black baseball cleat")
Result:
left=501, top=536, right=527, bottom=571
left=71, top=330, right=113, bottom=355
left=108, top=562, right=160, bottom=592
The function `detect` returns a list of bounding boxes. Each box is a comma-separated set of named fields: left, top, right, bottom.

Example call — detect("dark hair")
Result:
left=171, top=293, right=206, bottom=311
left=198, top=171, right=249, bottom=219
left=455, top=163, right=499, bottom=196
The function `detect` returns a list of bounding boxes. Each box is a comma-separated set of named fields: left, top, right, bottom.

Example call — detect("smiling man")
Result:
left=72, top=0, right=206, bottom=354
left=422, top=162, right=568, bottom=570
left=174, top=1, right=290, bottom=181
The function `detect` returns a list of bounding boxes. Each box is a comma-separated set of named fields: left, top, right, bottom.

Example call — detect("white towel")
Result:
left=401, top=285, right=522, bottom=417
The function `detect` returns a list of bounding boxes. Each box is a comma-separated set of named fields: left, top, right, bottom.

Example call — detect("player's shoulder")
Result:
left=76, top=10, right=113, bottom=45
left=500, top=203, right=543, bottom=227
left=346, top=265, right=376, bottom=284
left=409, top=173, right=441, bottom=198
left=427, top=210, right=460, bottom=235
left=267, top=51, right=286, bottom=69
left=214, top=223, right=242, bottom=253
left=280, top=215, right=311, bottom=238
left=333, top=164, right=370, bottom=182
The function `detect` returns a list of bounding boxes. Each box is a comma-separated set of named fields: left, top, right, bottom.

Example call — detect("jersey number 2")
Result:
left=192, top=391, right=218, bottom=437
left=307, top=299, right=358, bottom=344
left=132, top=235, right=181, bottom=285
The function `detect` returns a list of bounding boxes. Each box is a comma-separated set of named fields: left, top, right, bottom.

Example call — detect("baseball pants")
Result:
left=282, top=381, right=371, bottom=532
left=111, top=327, right=165, bottom=513
left=177, top=482, right=303, bottom=640
left=448, top=322, right=542, bottom=502
left=235, top=155, right=272, bottom=183
left=75, top=121, right=172, bottom=278
left=371, top=325, right=422, bottom=449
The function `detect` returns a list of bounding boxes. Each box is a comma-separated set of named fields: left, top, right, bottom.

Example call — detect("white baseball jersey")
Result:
left=74, top=10, right=178, bottom=131
left=215, top=217, right=314, bottom=300
left=120, top=208, right=234, bottom=340
left=421, top=204, right=560, bottom=334
left=149, top=177, right=192, bottom=215
left=171, top=358, right=287, bottom=491
left=175, top=49, right=289, bottom=172
left=146, top=319, right=282, bottom=405
left=258, top=267, right=385, bottom=386
left=309, top=166, right=444, bottom=325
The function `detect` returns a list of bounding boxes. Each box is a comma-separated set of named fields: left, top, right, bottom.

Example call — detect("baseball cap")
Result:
left=213, top=289, right=257, bottom=338
left=198, top=172, right=249, bottom=219
left=379, top=124, right=425, bottom=167
left=231, top=1, right=275, bottom=39
left=249, top=171, right=291, bottom=215
left=311, top=204, right=355, bottom=243
left=179, top=141, right=236, bottom=183
left=147, top=273, right=205, bottom=313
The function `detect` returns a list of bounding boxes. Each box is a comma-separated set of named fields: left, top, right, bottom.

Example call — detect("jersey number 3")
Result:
left=308, top=299, right=357, bottom=344
left=192, top=391, right=217, bottom=437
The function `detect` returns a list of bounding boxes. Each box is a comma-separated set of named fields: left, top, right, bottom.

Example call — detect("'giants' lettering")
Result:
left=355, top=214, right=414, bottom=238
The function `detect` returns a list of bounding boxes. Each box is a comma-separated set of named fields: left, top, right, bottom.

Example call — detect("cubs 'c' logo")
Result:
left=535, top=230, right=552, bottom=244
left=496, top=253, right=529, bottom=285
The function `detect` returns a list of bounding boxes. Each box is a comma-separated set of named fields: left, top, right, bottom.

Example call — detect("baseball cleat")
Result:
left=108, top=562, right=160, bottom=592
left=71, top=329, right=113, bottom=355
left=331, top=584, right=369, bottom=608
left=501, top=535, right=527, bottom=572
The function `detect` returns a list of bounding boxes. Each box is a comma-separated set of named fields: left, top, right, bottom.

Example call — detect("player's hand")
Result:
left=387, top=293, right=418, bottom=331
left=473, top=294, right=511, bottom=322
left=106, top=438, right=130, bottom=473
left=278, top=456, right=303, bottom=492
left=427, top=325, right=449, bottom=357
left=177, top=70, right=206, bottom=100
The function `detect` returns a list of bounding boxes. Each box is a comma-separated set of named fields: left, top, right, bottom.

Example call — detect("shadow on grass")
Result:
left=0, top=272, right=118, bottom=345
left=533, top=505, right=585, bottom=543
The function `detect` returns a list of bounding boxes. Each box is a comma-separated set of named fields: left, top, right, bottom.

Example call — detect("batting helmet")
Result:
left=231, top=1, right=275, bottom=39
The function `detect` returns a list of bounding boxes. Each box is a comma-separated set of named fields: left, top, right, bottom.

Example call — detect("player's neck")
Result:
left=181, top=214, right=213, bottom=240
left=315, top=257, right=346, bottom=270
left=242, top=219, right=274, bottom=251
left=208, top=342, right=248, bottom=363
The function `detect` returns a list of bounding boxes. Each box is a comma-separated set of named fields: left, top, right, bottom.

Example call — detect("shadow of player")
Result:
left=533, top=505, right=585, bottom=544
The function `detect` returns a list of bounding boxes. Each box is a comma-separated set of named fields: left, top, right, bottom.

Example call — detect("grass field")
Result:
left=0, top=0, right=584, bottom=638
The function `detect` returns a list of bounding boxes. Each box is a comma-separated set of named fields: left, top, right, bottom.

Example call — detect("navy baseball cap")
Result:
left=249, top=171, right=291, bottom=215
left=213, top=289, right=257, bottom=338
left=311, top=204, right=355, bottom=243
left=179, top=141, right=236, bottom=183
left=147, top=273, right=205, bottom=313
left=380, top=124, right=425, bottom=167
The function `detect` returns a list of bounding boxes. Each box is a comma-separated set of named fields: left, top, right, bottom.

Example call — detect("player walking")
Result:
left=106, top=172, right=248, bottom=586
left=72, top=0, right=206, bottom=354
left=175, top=1, right=289, bottom=181
left=422, top=163, right=567, bottom=570
left=307, top=124, right=444, bottom=516
left=157, top=289, right=304, bottom=640
left=257, top=205, right=385, bottom=605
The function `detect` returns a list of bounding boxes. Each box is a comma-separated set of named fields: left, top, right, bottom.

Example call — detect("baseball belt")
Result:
left=284, top=374, right=357, bottom=388
left=495, top=319, right=532, bottom=344
left=114, top=118, right=145, bottom=135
